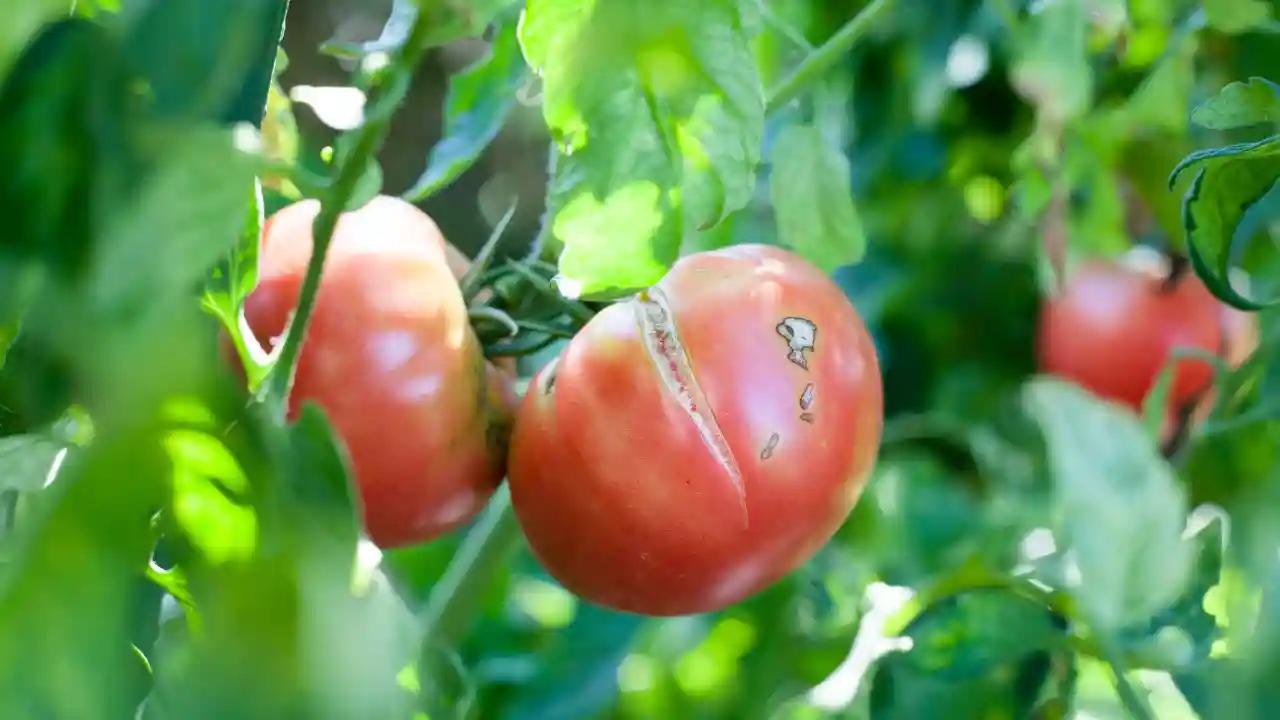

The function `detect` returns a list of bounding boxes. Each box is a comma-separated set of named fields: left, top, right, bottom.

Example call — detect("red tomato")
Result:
left=507, top=244, right=883, bottom=616
left=1037, top=259, right=1222, bottom=413
left=244, top=195, right=516, bottom=548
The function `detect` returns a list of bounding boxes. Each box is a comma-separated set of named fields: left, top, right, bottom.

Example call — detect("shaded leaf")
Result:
left=1169, top=137, right=1280, bottom=310
left=0, top=434, right=66, bottom=493
left=870, top=588, right=1073, bottom=719
left=404, top=20, right=528, bottom=201
left=769, top=123, right=866, bottom=271
left=1024, top=378, right=1192, bottom=633
left=1191, top=77, right=1280, bottom=131
left=1202, top=0, right=1274, bottom=34
left=520, top=0, right=764, bottom=298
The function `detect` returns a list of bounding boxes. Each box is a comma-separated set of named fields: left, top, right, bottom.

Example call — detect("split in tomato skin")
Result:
left=243, top=195, right=516, bottom=549
left=507, top=244, right=884, bottom=617
left=1037, top=259, right=1223, bottom=414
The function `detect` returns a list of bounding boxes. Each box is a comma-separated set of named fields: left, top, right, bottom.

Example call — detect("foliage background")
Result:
left=4, top=0, right=1280, bottom=718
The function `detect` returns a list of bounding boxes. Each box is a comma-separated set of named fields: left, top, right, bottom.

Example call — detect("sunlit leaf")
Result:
left=520, top=0, right=765, bottom=298
left=1202, top=0, right=1274, bottom=34
left=1024, top=378, right=1192, bottom=632
left=769, top=123, right=865, bottom=271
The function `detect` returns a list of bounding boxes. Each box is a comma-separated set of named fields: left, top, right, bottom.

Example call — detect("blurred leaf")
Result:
left=1191, top=77, right=1280, bottom=131
left=1010, top=0, right=1093, bottom=126
left=0, top=0, right=66, bottom=79
left=0, top=434, right=65, bottom=493
left=769, top=123, right=866, bottom=271
left=121, top=0, right=284, bottom=121
left=1024, top=378, right=1192, bottom=633
left=90, top=124, right=258, bottom=315
left=504, top=605, right=647, bottom=719
left=0, top=18, right=136, bottom=283
left=520, top=0, right=764, bottom=298
left=1170, top=138, right=1280, bottom=310
left=322, top=0, right=511, bottom=58
left=1202, top=0, right=1274, bottom=34
left=404, top=20, right=528, bottom=201
left=869, top=588, right=1073, bottom=719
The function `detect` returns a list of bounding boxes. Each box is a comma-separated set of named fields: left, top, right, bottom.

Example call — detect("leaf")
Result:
left=503, top=605, right=647, bottom=720
left=520, top=0, right=765, bottom=298
left=90, top=125, right=258, bottom=315
left=0, top=434, right=66, bottom=493
left=1191, top=78, right=1280, bottom=130
left=403, top=20, right=528, bottom=201
left=0, top=0, right=66, bottom=79
left=121, top=0, right=285, bottom=121
left=1202, top=0, right=1274, bottom=34
left=869, top=588, right=1074, bottom=719
left=1169, top=137, right=1280, bottom=310
left=1023, top=378, right=1192, bottom=633
left=1009, top=0, right=1093, bottom=126
left=205, top=179, right=263, bottom=324
left=769, top=123, right=866, bottom=271
left=321, top=0, right=512, bottom=58
left=0, top=18, right=137, bottom=283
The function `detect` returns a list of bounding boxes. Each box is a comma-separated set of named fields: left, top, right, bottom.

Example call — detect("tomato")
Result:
left=507, top=244, right=883, bottom=616
left=244, top=195, right=517, bottom=548
left=1037, top=258, right=1222, bottom=413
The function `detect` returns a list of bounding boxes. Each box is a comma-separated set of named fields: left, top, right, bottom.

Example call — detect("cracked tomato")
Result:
left=507, top=244, right=883, bottom=616
left=244, top=195, right=517, bottom=548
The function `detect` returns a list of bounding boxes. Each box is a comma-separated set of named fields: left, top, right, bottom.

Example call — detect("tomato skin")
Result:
left=507, top=244, right=883, bottom=616
left=245, top=196, right=515, bottom=548
left=1038, top=260, right=1222, bottom=412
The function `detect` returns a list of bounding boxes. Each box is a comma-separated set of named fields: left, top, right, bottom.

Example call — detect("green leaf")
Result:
left=1202, top=0, right=1274, bottom=34
left=0, top=0, right=67, bottom=79
left=403, top=20, right=528, bottom=201
left=769, top=123, right=865, bottom=271
left=0, top=18, right=137, bottom=283
left=121, top=0, right=285, bottom=121
left=869, top=588, right=1073, bottom=719
left=1023, top=378, right=1192, bottom=633
left=1191, top=78, right=1280, bottom=131
left=321, top=0, right=512, bottom=58
left=205, top=179, right=263, bottom=323
left=521, top=0, right=765, bottom=298
left=1169, top=137, right=1280, bottom=310
left=1009, top=0, right=1093, bottom=125
left=90, top=125, right=258, bottom=315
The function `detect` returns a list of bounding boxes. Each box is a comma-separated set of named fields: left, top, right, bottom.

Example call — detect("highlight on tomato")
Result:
left=242, top=195, right=517, bottom=548
left=506, top=244, right=884, bottom=617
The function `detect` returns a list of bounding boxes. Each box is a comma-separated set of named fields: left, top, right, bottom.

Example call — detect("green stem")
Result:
left=417, top=485, right=523, bottom=652
left=257, top=10, right=440, bottom=413
left=1102, top=639, right=1156, bottom=720
left=764, top=0, right=896, bottom=114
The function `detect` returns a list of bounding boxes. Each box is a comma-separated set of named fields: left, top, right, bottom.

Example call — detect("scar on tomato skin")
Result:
left=798, top=383, right=815, bottom=423
left=632, top=287, right=748, bottom=525
left=776, top=317, right=817, bottom=370
left=760, top=432, right=781, bottom=460
left=537, top=356, right=561, bottom=395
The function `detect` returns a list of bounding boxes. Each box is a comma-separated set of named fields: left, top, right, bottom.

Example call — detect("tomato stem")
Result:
left=764, top=0, right=897, bottom=114
left=256, top=9, right=441, bottom=416
left=1160, top=252, right=1191, bottom=292
left=460, top=201, right=519, bottom=304
left=417, top=484, right=523, bottom=653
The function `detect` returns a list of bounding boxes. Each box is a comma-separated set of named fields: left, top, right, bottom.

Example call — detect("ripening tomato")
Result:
left=507, top=244, right=883, bottom=616
left=1037, top=259, right=1222, bottom=413
left=244, top=195, right=517, bottom=548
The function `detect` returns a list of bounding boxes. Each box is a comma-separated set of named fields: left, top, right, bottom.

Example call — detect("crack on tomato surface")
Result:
left=537, top=356, right=560, bottom=395
left=632, top=287, right=748, bottom=525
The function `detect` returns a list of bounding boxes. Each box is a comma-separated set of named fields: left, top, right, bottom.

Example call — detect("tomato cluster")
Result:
left=238, top=197, right=885, bottom=616
left=1036, top=251, right=1258, bottom=438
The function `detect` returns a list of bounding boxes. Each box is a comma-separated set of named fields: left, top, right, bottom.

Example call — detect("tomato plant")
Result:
left=244, top=195, right=517, bottom=548
left=6, top=0, right=1280, bottom=718
left=508, top=244, right=883, bottom=616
